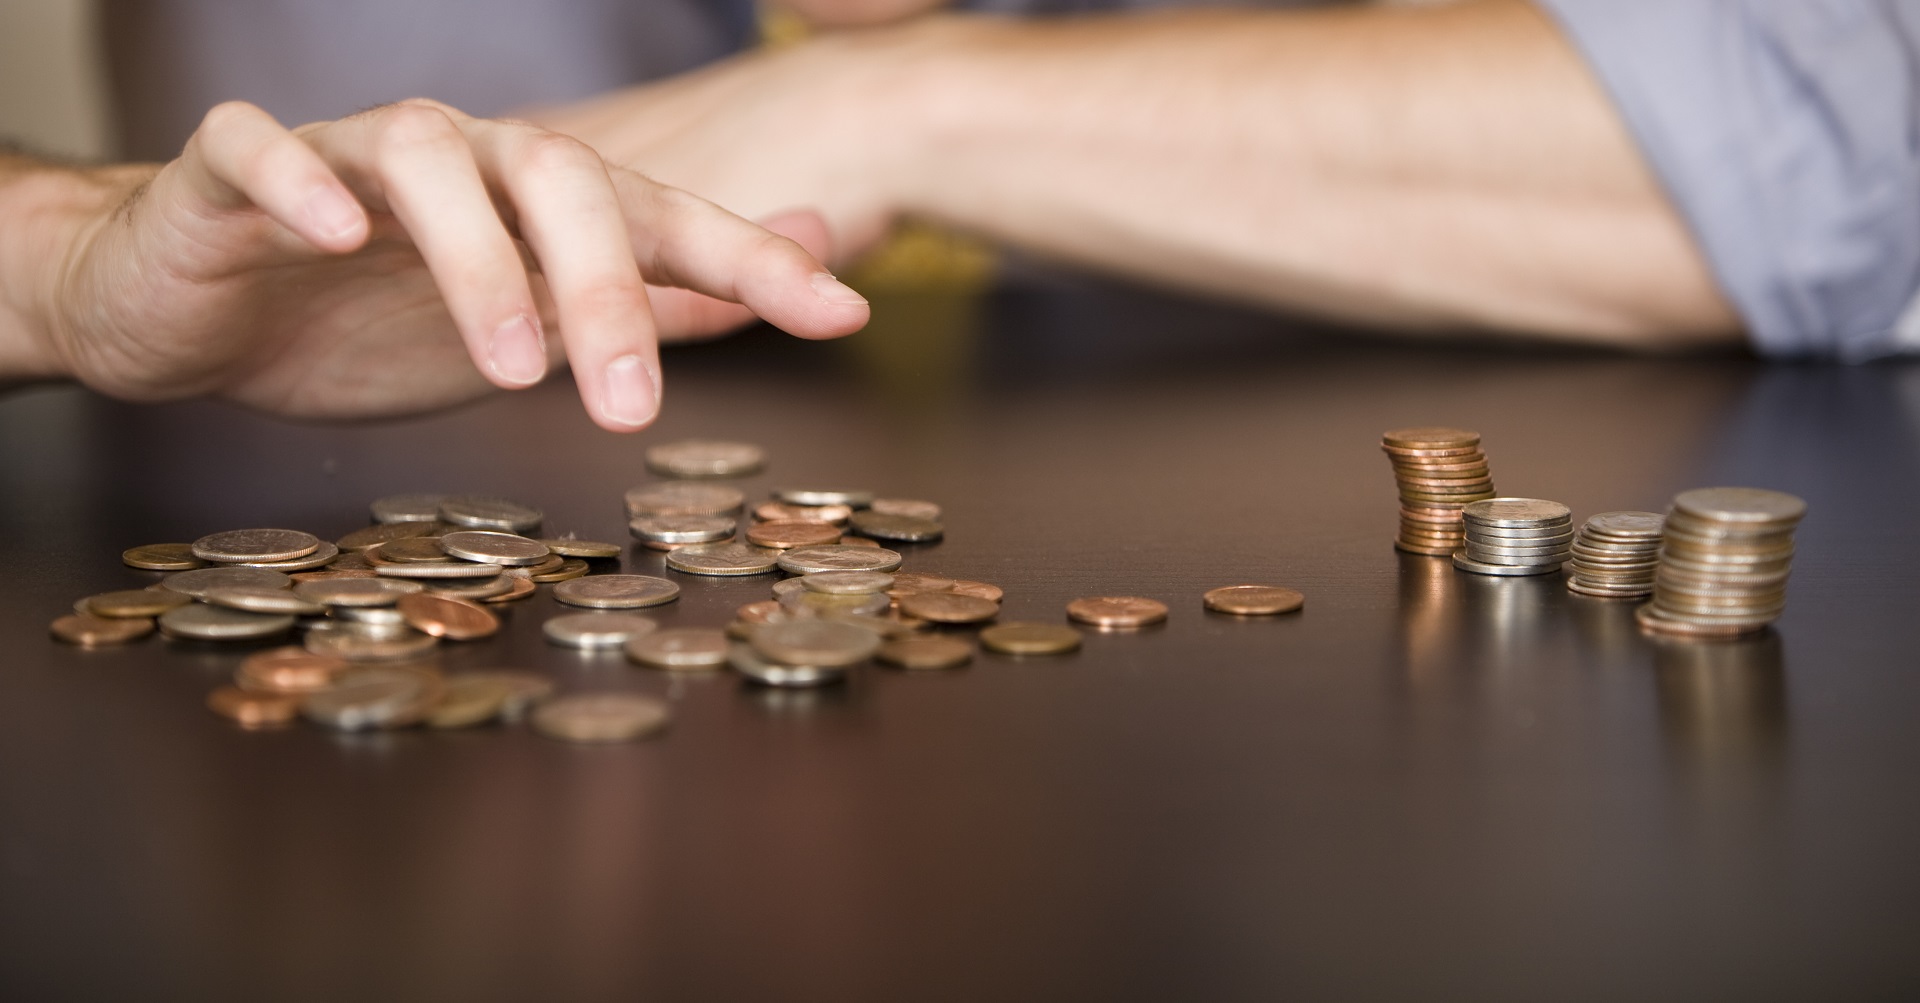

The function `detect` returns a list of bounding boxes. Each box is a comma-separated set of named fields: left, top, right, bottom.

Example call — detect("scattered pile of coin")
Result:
left=1451, top=498, right=1574, bottom=576
left=1565, top=511, right=1665, bottom=598
left=1636, top=487, right=1806, bottom=639
left=1382, top=428, right=1497, bottom=556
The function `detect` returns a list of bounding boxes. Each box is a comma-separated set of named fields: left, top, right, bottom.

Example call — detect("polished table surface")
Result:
left=3, top=284, right=1918, bottom=1001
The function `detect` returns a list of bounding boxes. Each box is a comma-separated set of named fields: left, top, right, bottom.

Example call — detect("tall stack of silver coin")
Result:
left=1451, top=498, right=1574, bottom=576
left=1565, top=511, right=1665, bottom=598
left=1636, top=487, right=1806, bottom=638
left=1382, top=427, right=1497, bottom=556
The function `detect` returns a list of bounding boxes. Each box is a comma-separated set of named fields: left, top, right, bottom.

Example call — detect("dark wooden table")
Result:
left=3, top=284, right=1917, bottom=1001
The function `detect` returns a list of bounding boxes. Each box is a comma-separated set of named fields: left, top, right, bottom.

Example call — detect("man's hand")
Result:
left=1, top=99, right=869, bottom=430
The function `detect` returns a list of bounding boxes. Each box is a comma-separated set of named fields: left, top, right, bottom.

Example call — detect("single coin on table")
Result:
left=729, top=643, right=848, bottom=687
left=1066, top=596, right=1169, bottom=629
left=206, top=686, right=302, bottom=729
left=750, top=619, right=882, bottom=668
left=294, top=576, right=424, bottom=607
left=553, top=574, right=681, bottom=609
left=747, top=520, right=844, bottom=550
left=438, top=530, right=551, bottom=566
left=304, top=624, right=439, bottom=661
left=777, top=544, right=903, bottom=575
left=438, top=495, right=544, bottom=533
left=426, top=676, right=511, bottom=729
left=302, top=667, right=443, bottom=730
left=644, top=439, right=767, bottom=479
left=869, top=498, right=943, bottom=521
left=848, top=511, right=944, bottom=543
left=626, top=627, right=732, bottom=670
left=876, top=635, right=974, bottom=671
left=374, top=561, right=504, bottom=580
left=338, top=522, right=437, bottom=552
left=538, top=537, right=623, bottom=559
left=370, top=493, right=449, bottom=524
left=159, top=603, right=296, bottom=641
left=1450, top=552, right=1564, bottom=576
left=162, top=566, right=295, bottom=597
left=50, top=613, right=154, bottom=646
left=456, top=670, right=554, bottom=720
left=666, top=542, right=781, bottom=576
left=1202, top=585, right=1305, bottom=616
left=754, top=501, right=852, bottom=525
left=531, top=694, right=672, bottom=743
left=122, top=543, right=205, bottom=572
left=396, top=593, right=500, bottom=640
left=191, top=528, right=321, bottom=564
left=625, top=482, right=746, bottom=518
left=898, top=591, right=1000, bottom=625
left=544, top=612, right=659, bottom=649
left=630, top=513, right=737, bottom=548
left=83, top=589, right=191, bottom=619
left=775, top=487, right=874, bottom=509
left=801, top=570, right=895, bottom=595
left=237, top=647, right=349, bottom=694
left=980, top=622, right=1083, bottom=656
left=201, top=586, right=328, bottom=616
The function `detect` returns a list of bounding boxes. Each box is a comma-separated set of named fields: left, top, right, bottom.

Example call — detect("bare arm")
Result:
left=544, top=0, right=1740, bottom=346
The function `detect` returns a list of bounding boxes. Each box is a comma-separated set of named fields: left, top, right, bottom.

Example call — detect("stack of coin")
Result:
left=1565, top=511, right=1665, bottom=598
left=1637, top=487, right=1806, bottom=639
left=1381, top=428, right=1496, bottom=555
left=1452, top=498, right=1573, bottom=576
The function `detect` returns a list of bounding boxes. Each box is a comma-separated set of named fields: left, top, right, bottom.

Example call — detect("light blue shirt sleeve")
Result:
left=1536, top=0, right=1920, bottom=358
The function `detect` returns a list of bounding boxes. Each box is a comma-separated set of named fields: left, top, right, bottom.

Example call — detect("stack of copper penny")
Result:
left=1381, top=427, right=1497, bottom=556
left=1636, top=487, right=1806, bottom=639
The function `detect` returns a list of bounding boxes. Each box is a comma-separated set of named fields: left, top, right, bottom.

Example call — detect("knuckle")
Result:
left=198, top=100, right=263, bottom=137
left=572, top=275, right=649, bottom=317
left=369, top=104, right=461, bottom=158
left=514, top=132, right=601, bottom=176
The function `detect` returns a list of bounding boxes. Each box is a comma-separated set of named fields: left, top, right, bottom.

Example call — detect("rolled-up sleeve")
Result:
left=1536, top=0, right=1920, bottom=358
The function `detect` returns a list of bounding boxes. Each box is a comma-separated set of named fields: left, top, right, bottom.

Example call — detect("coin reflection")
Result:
left=1652, top=630, right=1788, bottom=772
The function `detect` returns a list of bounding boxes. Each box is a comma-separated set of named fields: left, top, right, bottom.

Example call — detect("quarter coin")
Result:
left=439, top=531, right=552, bottom=566
left=543, top=612, right=659, bottom=649
left=191, top=528, right=321, bottom=564
left=630, top=513, right=737, bottom=547
left=374, top=561, right=505, bottom=579
left=370, top=493, right=449, bottom=524
left=553, top=574, right=681, bottom=609
left=531, top=694, right=671, bottom=742
left=775, top=487, right=874, bottom=508
left=776, top=545, right=903, bottom=575
left=666, top=542, right=781, bottom=576
left=438, top=495, right=544, bottom=533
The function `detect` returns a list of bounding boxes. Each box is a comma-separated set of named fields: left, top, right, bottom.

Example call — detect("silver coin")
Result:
left=543, top=612, right=660, bottom=649
left=302, top=667, right=440, bottom=730
left=800, top=570, right=896, bottom=595
left=777, top=545, right=903, bottom=575
left=1462, top=498, right=1573, bottom=528
left=1467, top=524, right=1575, bottom=542
left=374, top=561, right=505, bottom=579
left=158, top=603, right=296, bottom=640
left=666, top=542, right=781, bottom=576
left=1583, top=511, right=1665, bottom=537
left=1464, top=541, right=1573, bottom=561
left=625, top=482, right=745, bottom=517
left=552, top=574, right=681, bottom=609
left=629, top=513, right=736, bottom=545
left=781, top=591, right=892, bottom=618
left=771, top=577, right=813, bottom=600
left=1671, top=487, right=1807, bottom=526
left=728, top=644, right=848, bottom=687
left=644, top=439, right=766, bottom=479
left=438, top=495, right=544, bottom=532
left=333, top=605, right=407, bottom=626
left=869, top=498, right=942, bottom=521
left=1567, top=581, right=1653, bottom=599
left=294, top=577, right=425, bottom=607
left=750, top=619, right=882, bottom=668
left=1451, top=552, right=1564, bottom=576
left=775, top=487, right=874, bottom=508
left=200, top=586, right=326, bottom=616
left=162, top=566, right=295, bottom=598
left=530, top=694, right=672, bottom=743
left=370, top=493, right=449, bottom=524
left=439, top=531, right=552, bottom=566
left=190, top=528, right=320, bottom=564
left=848, top=511, right=944, bottom=543
left=538, top=537, right=623, bottom=559
left=236, top=541, right=341, bottom=571
left=427, top=575, right=518, bottom=601
left=304, top=624, right=438, bottom=661
left=625, top=627, right=731, bottom=669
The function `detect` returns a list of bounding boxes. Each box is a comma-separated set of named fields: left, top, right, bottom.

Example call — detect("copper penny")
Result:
left=480, top=576, right=538, bottom=602
left=1066, top=596, right=1169, bottom=629
left=753, top=501, right=851, bottom=525
left=979, top=622, right=1082, bottom=656
left=238, top=646, right=350, bottom=694
left=1202, top=585, right=1306, bottom=616
left=736, top=600, right=785, bottom=624
left=84, top=589, right=192, bottom=619
left=897, top=591, right=1000, bottom=624
left=948, top=580, right=1004, bottom=603
left=1382, top=427, right=1481, bottom=449
left=747, top=520, right=843, bottom=550
left=838, top=537, right=883, bottom=548
left=875, top=636, right=973, bottom=671
left=206, top=686, right=302, bottom=729
left=50, top=613, right=154, bottom=646
left=395, top=594, right=500, bottom=641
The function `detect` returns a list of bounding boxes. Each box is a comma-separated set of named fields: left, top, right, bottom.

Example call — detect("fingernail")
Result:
left=302, top=187, right=363, bottom=242
left=602, top=354, right=658, bottom=427
left=810, top=272, right=868, bottom=307
left=488, top=315, right=547, bottom=386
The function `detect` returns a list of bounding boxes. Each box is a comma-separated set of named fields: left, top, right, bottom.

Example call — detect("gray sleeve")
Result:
left=1535, top=0, right=1920, bottom=358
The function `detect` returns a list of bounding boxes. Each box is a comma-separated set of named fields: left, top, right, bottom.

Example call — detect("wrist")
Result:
left=0, top=161, right=136, bottom=382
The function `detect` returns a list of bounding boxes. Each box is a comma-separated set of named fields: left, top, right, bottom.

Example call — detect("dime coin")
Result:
left=625, top=482, right=746, bottom=518
left=747, top=520, right=843, bottom=549
left=438, top=495, right=543, bottom=533
left=121, top=543, right=204, bottom=572
left=629, top=513, right=737, bottom=548
left=338, top=522, right=437, bottom=552
left=206, top=686, right=302, bottom=728
left=159, top=603, right=296, bottom=641
left=1203, top=585, right=1305, bottom=615
left=801, top=570, right=895, bottom=595
left=869, top=498, right=942, bottom=521
left=539, top=537, right=623, bottom=559
left=750, top=619, right=882, bottom=667
left=848, top=511, right=944, bottom=543
left=753, top=502, right=852, bottom=525
left=875, top=636, right=973, bottom=671
left=552, top=574, right=681, bottom=609
left=83, top=588, right=192, bottom=618
left=304, top=624, right=439, bottom=661
left=426, top=574, right=517, bottom=601
left=898, top=591, right=1000, bottom=624
left=543, top=612, right=659, bottom=649
left=370, top=493, right=449, bottom=524
left=777, top=545, right=903, bottom=575
left=162, top=566, right=295, bottom=597
left=948, top=580, right=1004, bottom=603
left=775, top=487, right=874, bottom=508
left=1671, top=487, right=1807, bottom=526
left=626, top=627, right=731, bottom=670
left=439, top=531, right=551, bottom=566
left=531, top=694, right=671, bottom=743
left=666, top=542, right=781, bottom=576
left=50, top=613, right=154, bottom=646
left=201, top=586, right=327, bottom=616
left=396, top=594, right=500, bottom=640
left=728, top=644, right=847, bottom=687
left=237, top=647, right=348, bottom=694
left=426, top=676, right=511, bottom=729
left=294, top=576, right=424, bottom=607
left=457, top=670, right=554, bottom=720
left=980, top=622, right=1083, bottom=656
left=528, top=558, right=590, bottom=583
left=371, top=537, right=447, bottom=562
left=644, top=439, right=766, bottom=479
left=302, top=667, right=443, bottom=730
left=374, top=561, right=505, bottom=579
left=479, top=576, right=539, bottom=603
left=1066, top=596, right=1169, bottom=629
left=191, top=528, right=321, bottom=564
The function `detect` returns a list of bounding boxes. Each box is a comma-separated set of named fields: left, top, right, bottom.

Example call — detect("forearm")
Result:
left=877, top=3, right=1739, bottom=345
left=0, top=152, right=133, bottom=384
